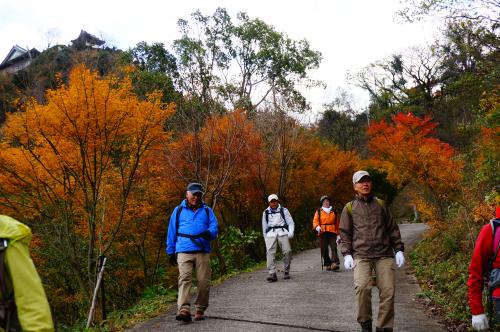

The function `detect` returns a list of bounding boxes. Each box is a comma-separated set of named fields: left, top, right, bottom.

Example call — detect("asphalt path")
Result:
left=127, top=223, right=445, bottom=332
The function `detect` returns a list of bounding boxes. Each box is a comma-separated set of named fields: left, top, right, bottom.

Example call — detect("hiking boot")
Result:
left=283, top=271, right=291, bottom=279
left=175, top=308, right=192, bottom=322
left=360, top=320, right=372, bottom=332
left=194, top=310, right=205, bottom=321
left=331, top=262, right=339, bottom=271
left=326, top=265, right=332, bottom=271
left=266, top=273, right=277, bottom=282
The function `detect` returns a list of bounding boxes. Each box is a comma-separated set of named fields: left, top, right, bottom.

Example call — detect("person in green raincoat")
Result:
left=0, top=215, right=54, bottom=332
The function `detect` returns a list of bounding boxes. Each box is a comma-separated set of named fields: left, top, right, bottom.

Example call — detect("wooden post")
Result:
left=99, top=255, right=107, bottom=321
left=86, top=257, right=107, bottom=328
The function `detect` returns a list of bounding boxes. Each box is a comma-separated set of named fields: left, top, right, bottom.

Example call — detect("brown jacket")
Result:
left=339, top=195, right=404, bottom=258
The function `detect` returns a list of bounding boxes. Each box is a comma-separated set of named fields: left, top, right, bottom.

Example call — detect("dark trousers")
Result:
left=320, top=232, right=339, bottom=266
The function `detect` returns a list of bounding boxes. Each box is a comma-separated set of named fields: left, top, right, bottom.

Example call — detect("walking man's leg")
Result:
left=354, top=258, right=374, bottom=331
left=278, top=235, right=292, bottom=278
left=375, top=257, right=395, bottom=331
left=265, top=236, right=278, bottom=281
left=177, top=253, right=194, bottom=321
left=194, top=253, right=211, bottom=319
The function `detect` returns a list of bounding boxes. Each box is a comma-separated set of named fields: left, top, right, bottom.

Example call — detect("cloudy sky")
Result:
left=0, top=0, right=440, bottom=119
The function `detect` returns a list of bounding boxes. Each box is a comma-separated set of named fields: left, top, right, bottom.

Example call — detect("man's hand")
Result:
left=168, top=254, right=177, bottom=266
left=200, top=230, right=211, bottom=240
left=343, top=255, right=355, bottom=269
left=471, top=314, right=489, bottom=330
left=395, top=251, right=405, bottom=268
left=315, top=226, right=321, bottom=234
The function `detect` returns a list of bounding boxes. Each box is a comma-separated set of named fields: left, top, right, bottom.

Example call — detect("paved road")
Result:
left=127, top=223, right=445, bottom=332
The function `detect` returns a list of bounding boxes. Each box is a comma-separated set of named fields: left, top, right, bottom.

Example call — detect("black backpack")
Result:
left=0, top=239, right=20, bottom=332
left=174, top=205, right=211, bottom=251
left=264, top=208, right=289, bottom=232
left=487, top=218, right=500, bottom=325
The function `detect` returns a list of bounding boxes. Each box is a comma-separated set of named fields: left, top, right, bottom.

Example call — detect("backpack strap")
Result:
left=489, top=220, right=500, bottom=270
left=317, top=208, right=335, bottom=226
left=346, top=197, right=384, bottom=215
left=175, top=204, right=211, bottom=251
left=0, top=239, right=9, bottom=302
left=265, top=208, right=288, bottom=232
left=0, top=238, right=17, bottom=331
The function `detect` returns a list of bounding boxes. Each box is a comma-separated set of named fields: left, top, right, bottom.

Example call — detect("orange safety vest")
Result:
left=312, top=208, right=338, bottom=234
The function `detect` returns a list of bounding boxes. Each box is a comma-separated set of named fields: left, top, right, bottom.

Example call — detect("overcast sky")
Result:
left=0, top=0, right=440, bottom=120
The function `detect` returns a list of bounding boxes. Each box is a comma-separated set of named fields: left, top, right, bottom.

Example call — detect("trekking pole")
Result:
left=319, top=232, right=324, bottom=271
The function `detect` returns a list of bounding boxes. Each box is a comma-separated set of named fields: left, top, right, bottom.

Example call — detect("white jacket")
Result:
left=262, top=205, right=295, bottom=238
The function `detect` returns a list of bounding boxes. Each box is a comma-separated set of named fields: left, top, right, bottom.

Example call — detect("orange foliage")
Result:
left=165, top=109, right=263, bottom=210
left=286, top=134, right=361, bottom=210
left=367, top=112, right=464, bottom=221
left=0, top=65, right=174, bottom=315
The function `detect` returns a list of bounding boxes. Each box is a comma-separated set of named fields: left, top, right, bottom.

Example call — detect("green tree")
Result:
left=173, top=8, right=322, bottom=114
left=122, top=41, right=180, bottom=104
left=317, top=90, right=367, bottom=153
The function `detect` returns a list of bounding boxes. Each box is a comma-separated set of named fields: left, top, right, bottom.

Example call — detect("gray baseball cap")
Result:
left=187, top=182, right=204, bottom=194
left=352, top=170, right=371, bottom=184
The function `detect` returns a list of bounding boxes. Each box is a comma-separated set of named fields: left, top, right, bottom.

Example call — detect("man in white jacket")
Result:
left=262, top=194, right=295, bottom=282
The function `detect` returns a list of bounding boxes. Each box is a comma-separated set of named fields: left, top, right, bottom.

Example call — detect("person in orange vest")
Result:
left=312, top=195, right=340, bottom=271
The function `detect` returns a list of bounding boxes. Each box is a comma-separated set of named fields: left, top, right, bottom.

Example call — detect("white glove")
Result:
left=471, top=314, right=489, bottom=331
left=395, top=251, right=405, bottom=268
left=315, top=226, right=321, bottom=234
left=344, top=255, right=354, bottom=270
left=288, top=232, right=294, bottom=239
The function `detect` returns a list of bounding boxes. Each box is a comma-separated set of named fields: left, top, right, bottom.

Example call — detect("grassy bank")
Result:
left=410, top=229, right=474, bottom=330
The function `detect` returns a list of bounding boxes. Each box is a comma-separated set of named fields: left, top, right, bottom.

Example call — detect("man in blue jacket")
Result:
left=166, top=182, right=218, bottom=322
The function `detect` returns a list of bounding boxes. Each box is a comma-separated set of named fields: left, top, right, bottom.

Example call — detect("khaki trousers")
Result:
left=177, top=253, right=211, bottom=312
left=354, top=257, right=395, bottom=329
left=265, top=235, right=291, bottom=274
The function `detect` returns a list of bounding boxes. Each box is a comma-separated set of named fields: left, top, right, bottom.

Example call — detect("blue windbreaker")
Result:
left=166, top=199, right=218, bottom=255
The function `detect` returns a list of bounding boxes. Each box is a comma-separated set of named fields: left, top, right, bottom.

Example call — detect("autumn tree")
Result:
left=367, top=112, right=463, bottom=222
left=0, top=65, right=174, bottom=323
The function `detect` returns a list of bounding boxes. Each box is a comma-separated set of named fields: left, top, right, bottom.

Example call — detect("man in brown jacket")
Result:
left=339, top=170, right=405, bottom=332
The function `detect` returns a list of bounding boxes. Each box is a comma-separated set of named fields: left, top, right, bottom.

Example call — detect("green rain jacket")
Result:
left=0, top=215, right=54, bottom=332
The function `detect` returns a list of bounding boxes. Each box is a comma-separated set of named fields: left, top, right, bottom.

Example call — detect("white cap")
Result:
left=352, top=170, right=371, bottom=184
left=268, top=194, right=279, bottom=202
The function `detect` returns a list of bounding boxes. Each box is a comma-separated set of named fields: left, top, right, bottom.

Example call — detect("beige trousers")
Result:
left=354, top=257, right=395, bottom=329
left=265, top=235, right=291, bottom=274
left=177, top=253, right=211, bottom=312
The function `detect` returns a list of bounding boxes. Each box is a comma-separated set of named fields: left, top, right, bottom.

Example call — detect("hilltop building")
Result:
left=71, top=30, right=105, bottom=50
left=0, top=45, right=40, bottom=74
